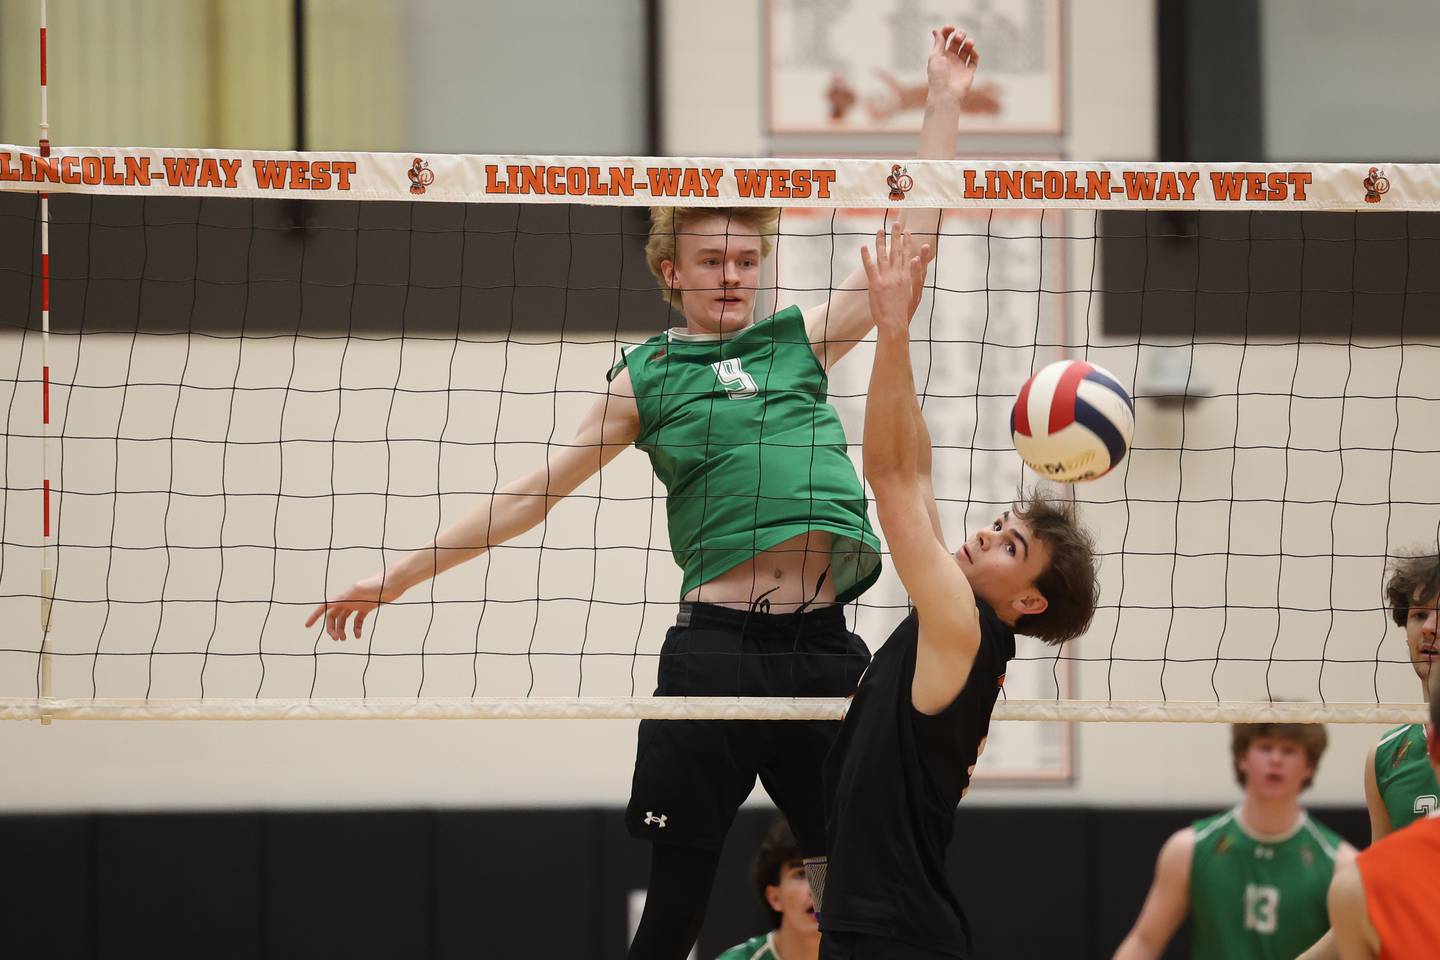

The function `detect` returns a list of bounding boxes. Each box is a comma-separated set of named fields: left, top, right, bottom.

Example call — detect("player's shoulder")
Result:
left=1190, top=807, right=1237, bottom=842
left=1298, top=811, right=1348, bottom=861
left=607, top=334, right=670, bottom=382
left=713, top=932, right=775, bottom=960
left=1375, top=722, right=1418, bottom=751
left=1154, top=825, right=1197, bottom=885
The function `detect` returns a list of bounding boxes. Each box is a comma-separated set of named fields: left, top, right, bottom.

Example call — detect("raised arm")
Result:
left=862, top=223, right=980, bottom=714
left=306, top=373, right=641, bottom=640
left=1112, top=829, right=1195, bottom=960
left=806, top=26, right=977, bottom=370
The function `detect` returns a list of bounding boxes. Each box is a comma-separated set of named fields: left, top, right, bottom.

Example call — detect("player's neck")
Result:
left=772, top=925, right=820, bottom=960
left=1237, top=795, right=1305, bottom=839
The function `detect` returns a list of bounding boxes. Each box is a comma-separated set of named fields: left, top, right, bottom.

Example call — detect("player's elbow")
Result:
left=863, top=449, right=916, bottom=486
left=866, top=468, right=918, bottom=507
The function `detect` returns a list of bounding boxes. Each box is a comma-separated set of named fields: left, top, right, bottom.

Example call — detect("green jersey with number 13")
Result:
left=1187, top=807, right=1344, bottom=960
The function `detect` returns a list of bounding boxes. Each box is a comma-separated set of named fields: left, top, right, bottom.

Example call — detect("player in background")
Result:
left=309, top=26, right=982, bottom=960
left=715, top=819, right=819, bottom=960
left=1113, top=723, right=1354, bottom=960
left=1364, top=551, right=1440, bottom=837
left=817, top=225, right=1100, bottom=959
left=1327, top=669, right=1440, bottom=960
left=1295, top=549, right=1440, bottom=960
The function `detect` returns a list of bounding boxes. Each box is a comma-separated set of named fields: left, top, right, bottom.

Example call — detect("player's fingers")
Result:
left=948, top=30, right=967, bottom=57
left=860, top=244, right=877, bottom=284
left=874, top=226, right=887, bottom=264
left=890, top=220, right=905, bottom=266
left=304, top=604, right=323, bottom=628
left=354, top=609, right=367, bottom=640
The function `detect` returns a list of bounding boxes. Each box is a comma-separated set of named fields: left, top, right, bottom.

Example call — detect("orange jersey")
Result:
left=1356, top=815, right=1440, bottom=960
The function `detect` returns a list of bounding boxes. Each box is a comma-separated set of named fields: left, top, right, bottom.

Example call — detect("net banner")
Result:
left=1, top=145, right=1438, bottom=210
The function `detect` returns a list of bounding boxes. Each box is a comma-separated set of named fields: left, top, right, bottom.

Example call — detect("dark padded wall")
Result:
left=0, top=193, right=673, bottom=337
left=0, top=805, right=1370, bottom=959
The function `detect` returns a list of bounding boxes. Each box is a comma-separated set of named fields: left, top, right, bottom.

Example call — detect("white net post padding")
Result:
left=2, top=147, right=1439, bottom=723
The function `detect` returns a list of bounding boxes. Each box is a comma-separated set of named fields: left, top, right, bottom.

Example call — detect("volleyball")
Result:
left=1010, top=360, right=1135, bottom=483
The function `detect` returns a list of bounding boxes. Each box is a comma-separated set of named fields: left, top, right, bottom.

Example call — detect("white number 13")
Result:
left=712, top=358, right=758, bottom=399
left=1244, top=883, right=1279, bottom=935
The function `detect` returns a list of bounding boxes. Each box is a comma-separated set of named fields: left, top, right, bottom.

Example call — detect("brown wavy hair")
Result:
left=1231, top=722, right=1329, bottom=789
left=1012, top=490, right=1100, bottom=646
left=1385, top=548, right=1440, bottom=627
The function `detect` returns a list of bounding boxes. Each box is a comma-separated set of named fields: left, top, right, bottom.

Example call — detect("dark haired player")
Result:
left=1327, top=670, right=1440, bottom=960
left=1296, top=549, right=1440, bottom=960
left=715, top=819, right=819, bottom=960
left=815, top=226, right=1100, bottom=958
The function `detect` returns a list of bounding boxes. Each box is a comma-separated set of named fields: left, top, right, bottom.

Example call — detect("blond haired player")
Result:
left=309, top=26, right=982, bottom=960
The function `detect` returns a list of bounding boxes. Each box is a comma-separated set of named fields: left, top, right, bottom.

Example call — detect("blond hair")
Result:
left=644, top=207, right=780, bottom=306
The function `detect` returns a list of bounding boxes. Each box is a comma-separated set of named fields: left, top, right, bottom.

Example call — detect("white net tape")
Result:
left=3, top=146, right=1439, bottom=722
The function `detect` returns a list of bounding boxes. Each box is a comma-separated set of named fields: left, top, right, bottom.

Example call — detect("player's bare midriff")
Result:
left=683, top=530, right=839, bottom=613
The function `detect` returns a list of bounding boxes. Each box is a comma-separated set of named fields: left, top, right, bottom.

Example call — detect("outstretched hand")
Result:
left=304, top=573, right=404, bottom=641
left=860, top=220, right=933, bottom=335
left=928, top=26, right=979, bottom=106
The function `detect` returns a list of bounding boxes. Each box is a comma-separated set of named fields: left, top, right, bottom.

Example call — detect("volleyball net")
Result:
left=1, top=148, right=1437, bottom=723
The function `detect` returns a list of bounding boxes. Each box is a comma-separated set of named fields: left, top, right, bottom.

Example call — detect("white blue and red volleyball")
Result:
left=1010, top=360, right=1135, bottom=482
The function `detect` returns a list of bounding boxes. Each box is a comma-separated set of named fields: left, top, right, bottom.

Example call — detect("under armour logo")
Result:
left=644, top=811, right=668, bottom=828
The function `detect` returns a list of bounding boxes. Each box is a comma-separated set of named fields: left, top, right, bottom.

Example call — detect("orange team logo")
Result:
left=826, top=72, right=857, bottom=122
left=1362, top=166, right=1390, bottom=204
left=649, top=348, right=667, bottom=364
left=408, top=157, right=435, bottom=195
left=886, top=163, right=914, bottom=201
left=1393, top=735, right=1412, bottom=768
left=1216, top=834, right=1232, bottom=856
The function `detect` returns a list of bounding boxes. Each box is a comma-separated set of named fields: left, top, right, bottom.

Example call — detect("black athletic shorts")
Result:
left=820, top=931, right=964, bottom=960
left=625, top=601, right=869, bottom=855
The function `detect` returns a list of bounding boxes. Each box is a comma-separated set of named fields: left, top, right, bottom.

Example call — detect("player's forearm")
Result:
left=1295, top=930, right=1339, bottom=960
left=901, top=94, right=961, bottom=244
left=919, top=94, right=961, bottom=162
left=383, top=480, right=551, bottom=592
left=1111, top=933, right=1162, bottom=960
left=911, top=393, right=934, bottom=478
left=864, top=327, right=921, bottom=482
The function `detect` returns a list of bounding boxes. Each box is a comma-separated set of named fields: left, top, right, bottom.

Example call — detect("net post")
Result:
left=36, top=0, right=53, bottom=726
left=39, top=567, right=54, bottom=725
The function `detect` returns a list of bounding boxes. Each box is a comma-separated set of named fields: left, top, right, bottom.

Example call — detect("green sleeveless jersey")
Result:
left=715, top=932, right=783, bottom=960
left=1187, top=808, right=1344, bottom=960
left=1374, top=723, right=1440, bottom=831
left=609, top=306, right=881, bottom=601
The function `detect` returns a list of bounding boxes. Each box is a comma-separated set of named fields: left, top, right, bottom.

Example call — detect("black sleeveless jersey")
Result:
left=820, top=602, right=1016, bottom=956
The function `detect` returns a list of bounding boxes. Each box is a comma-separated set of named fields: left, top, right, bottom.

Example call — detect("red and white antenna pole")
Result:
left=38, top=0, right=54, bottom=722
